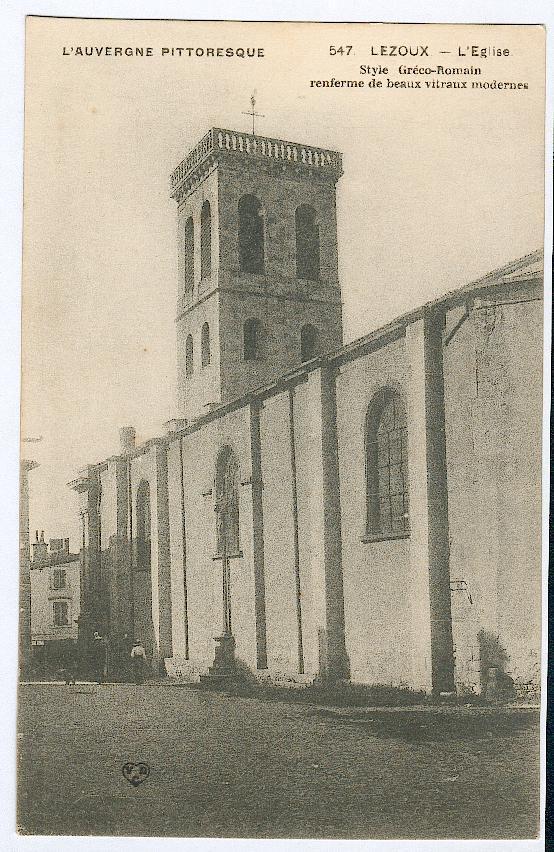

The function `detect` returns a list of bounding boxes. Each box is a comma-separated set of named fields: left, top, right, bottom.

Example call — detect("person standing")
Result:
left=93, top=631, right=106, bottom=683
left=130, top=640, right=146, bottom=684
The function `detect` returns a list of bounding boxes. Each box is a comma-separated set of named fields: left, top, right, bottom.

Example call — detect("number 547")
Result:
left=329, top=45, right=353, bottom=55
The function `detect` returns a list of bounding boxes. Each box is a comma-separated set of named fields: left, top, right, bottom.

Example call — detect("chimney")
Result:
left=119, top=426, right=136, bottom=455
left=32, top=533, right=49, bottom=566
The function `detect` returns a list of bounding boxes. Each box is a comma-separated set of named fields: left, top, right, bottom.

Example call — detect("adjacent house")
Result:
left=30, top=532, right=80, bottom=676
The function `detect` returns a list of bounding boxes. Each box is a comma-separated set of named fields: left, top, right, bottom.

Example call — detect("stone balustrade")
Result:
left=170, top=127, right=342, bottom=193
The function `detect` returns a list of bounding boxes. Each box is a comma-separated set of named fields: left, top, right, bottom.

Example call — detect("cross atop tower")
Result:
left=242, top=93, right=264, bottom=136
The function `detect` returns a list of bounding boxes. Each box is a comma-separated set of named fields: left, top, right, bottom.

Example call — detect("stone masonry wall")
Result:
left=443, top=283, right=543, bottom=695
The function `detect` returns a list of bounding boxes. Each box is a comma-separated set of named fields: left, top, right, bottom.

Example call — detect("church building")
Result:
left=69, top=127, right=543, bottom=695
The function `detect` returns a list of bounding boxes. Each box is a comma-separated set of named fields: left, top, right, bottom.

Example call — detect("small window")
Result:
left=52, top=568, right=66, bottom=590
left=238, top=194, right=264, bottom=274
left=365, top=389, right=409, bottom=537
left=301, top=324, right=318, bottom=362
left=296, top=205, right=320, bottom=282
left=201, top=322, right=211, bottom=367
left=53, top=601, right=69, bottom=627
left=243, top=318, right=262, bottom=361
left=200, top=200, right=212, bottom=280
left=184, top=216, right=194, bottom=293
left=185, top=334, right=194, bottom=377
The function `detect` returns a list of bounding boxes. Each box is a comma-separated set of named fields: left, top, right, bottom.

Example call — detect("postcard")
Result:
left=18, top=16, right=547, bottom=843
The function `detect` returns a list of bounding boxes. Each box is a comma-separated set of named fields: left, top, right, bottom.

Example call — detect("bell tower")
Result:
left=170, top=126, right=344, bottom=420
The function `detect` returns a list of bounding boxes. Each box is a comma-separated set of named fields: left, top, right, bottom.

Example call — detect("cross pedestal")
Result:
left=201, top=633, right=237, bottom=683
left=212, top=633, right=236, bottom=672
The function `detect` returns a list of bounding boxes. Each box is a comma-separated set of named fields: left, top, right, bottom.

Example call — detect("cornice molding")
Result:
left=170, top=127, right=343, bottom=204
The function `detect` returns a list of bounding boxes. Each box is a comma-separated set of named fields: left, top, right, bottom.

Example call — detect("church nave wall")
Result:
left=164, top=406, right=259, bottom=677
left=334, top=336, right=414, bottom=687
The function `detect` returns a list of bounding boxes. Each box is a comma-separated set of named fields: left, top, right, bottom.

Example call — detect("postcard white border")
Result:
left=1, top=2, right=551, bottom=852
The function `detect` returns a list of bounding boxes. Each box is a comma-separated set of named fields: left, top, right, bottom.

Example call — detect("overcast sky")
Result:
left=21, top=18, right=545, bottom=547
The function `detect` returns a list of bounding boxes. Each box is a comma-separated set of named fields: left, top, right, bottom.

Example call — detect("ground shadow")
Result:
left=313, top=708, right=538, bottom=742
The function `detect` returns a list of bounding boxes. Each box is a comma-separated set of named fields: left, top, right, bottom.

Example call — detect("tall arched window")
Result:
left=201, top=322, right=211, bottom=367
left=243, top=318, right=262, bottom=361
left=296, top=204, right=320, bottom=281
left=184, top=216, right=194, bottom=295
left=136, top=480, right=151, bottom=571
left=238, top=194, right=264, bottom=274
left=300, top=324, right=318, bottom=362
left=185, top=334, right=194, bottom=377
left=365, top=389, right=409, bottom=537
left=200, top=200, right=212, bottom=280
left=215, top=446, right=240, bottom=556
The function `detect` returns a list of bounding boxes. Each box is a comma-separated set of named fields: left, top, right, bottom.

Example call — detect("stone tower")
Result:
left=170, top=128, right=344, bottom=420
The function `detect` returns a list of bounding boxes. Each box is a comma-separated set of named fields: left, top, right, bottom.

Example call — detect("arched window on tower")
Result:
left=215, top=446, right=240, bottom=556
left=136, top=480, right=151, bottom=572
left=184, top=216, right=194, bottom=297
left=201, top=322, right=211, bottom=367
left=243, top=318, right=262, bottom=361
left=200, top=200, right=212, bottom=280
left=185, top=334, right=194, bottom=377
left=296, top=204, right=320, bottom=282
left=300, top=324, right=319, bottom=362
left=238, top=194, right=264, bottom=274
left=365, top=389, right=409, bottom=537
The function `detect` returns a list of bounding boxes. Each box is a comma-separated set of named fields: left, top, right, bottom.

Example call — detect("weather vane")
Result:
left=242, top=92, right=264, bottom=136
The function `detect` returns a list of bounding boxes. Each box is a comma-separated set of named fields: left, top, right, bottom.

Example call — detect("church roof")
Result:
left=176, top=247, right=543, bottom=431
left=449, top=248, right=543, bottom=298
left=331, top=248, right=544, bottom=368
left=67, top=248, right=544, bottom=473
